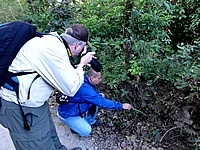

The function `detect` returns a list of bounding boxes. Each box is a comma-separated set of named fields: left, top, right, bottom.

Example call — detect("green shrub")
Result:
left=127, top=0, right=200, bottom=87
left=24, top=0, right=74, bottom=33
left=72, top=0, right=129, bottom=89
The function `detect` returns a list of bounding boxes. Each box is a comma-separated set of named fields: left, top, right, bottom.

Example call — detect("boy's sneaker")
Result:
left=69, top=147, right=82, bottom=150
left=91, top=120, right=102, bottom=127
left=70, top=128, right=78, bottom=134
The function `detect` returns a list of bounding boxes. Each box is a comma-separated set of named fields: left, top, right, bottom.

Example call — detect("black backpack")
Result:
left=0, top=20, right=43, bottom=90
left=0, top=20, right=44, bottom=131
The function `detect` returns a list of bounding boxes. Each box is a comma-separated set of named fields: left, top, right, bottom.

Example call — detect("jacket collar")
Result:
left=84, top=74, right=95, bottom=87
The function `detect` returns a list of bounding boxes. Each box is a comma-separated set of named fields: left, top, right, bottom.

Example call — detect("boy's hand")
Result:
left=122, top=103, right=132, bottom=110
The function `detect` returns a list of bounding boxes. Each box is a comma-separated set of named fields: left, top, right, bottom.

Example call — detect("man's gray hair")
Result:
left=60, top=33, right=86, bottom=46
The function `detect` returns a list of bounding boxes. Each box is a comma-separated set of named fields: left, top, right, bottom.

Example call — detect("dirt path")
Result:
left=0, top=125, right=15, bottom=150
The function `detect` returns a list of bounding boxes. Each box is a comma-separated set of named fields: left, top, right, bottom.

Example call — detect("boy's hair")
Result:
left=87, top=68, right=99, bottom=78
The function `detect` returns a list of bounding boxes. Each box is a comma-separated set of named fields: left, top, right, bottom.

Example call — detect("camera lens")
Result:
left=84, top=47, right=102, bottom=72
left=90, top=58, right=102, bottom=72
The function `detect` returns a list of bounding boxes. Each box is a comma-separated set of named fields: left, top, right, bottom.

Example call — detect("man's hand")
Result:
left=79, top=51, right=96, bottom=66
left=122, top=103, right=132, bottom=110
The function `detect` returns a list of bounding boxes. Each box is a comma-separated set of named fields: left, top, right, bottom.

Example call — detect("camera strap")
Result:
left=60, top=36, right=76, bottom=67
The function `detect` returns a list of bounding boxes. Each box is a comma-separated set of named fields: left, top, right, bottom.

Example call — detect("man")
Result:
left=0, top=24, right=95, bottom=150
left=57, top=68, right=133, bottom=137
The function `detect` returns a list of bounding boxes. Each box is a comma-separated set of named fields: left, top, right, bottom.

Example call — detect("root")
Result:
left=160, top=126, right=181, bottom=142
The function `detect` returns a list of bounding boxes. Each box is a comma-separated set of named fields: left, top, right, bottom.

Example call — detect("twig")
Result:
left=132, top=107, right=148, bottom=116
left=160, top=126, right=181, bottom=142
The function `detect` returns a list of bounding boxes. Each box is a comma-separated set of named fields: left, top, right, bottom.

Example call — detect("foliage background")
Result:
left=0, top=0, right=199, bottom=149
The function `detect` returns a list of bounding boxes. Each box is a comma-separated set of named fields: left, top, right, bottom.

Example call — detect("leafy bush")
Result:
left=0, top=0, right=75, bottom=33
left=24, top=0, right=75, bottom=33
left=72, top=0, right=129, bottom=88
left=127, top=0, right=200, bottom=86
left=74, top=0, right=125, bottom=39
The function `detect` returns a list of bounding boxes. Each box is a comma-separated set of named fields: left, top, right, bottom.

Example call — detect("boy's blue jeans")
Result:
left=58, top=105, right=98, bottom=137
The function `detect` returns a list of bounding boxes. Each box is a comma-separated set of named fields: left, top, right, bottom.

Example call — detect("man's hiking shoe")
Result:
left=70, top=128, right=78, bottom=134
left=91, top=120, right=102, bottom=127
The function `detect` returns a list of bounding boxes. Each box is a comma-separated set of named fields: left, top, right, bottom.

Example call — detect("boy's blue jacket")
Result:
left=58, top=74, right=123, bottom=118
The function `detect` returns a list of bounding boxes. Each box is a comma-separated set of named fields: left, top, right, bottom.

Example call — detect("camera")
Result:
left=85, top=47, right=102, bottom=72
